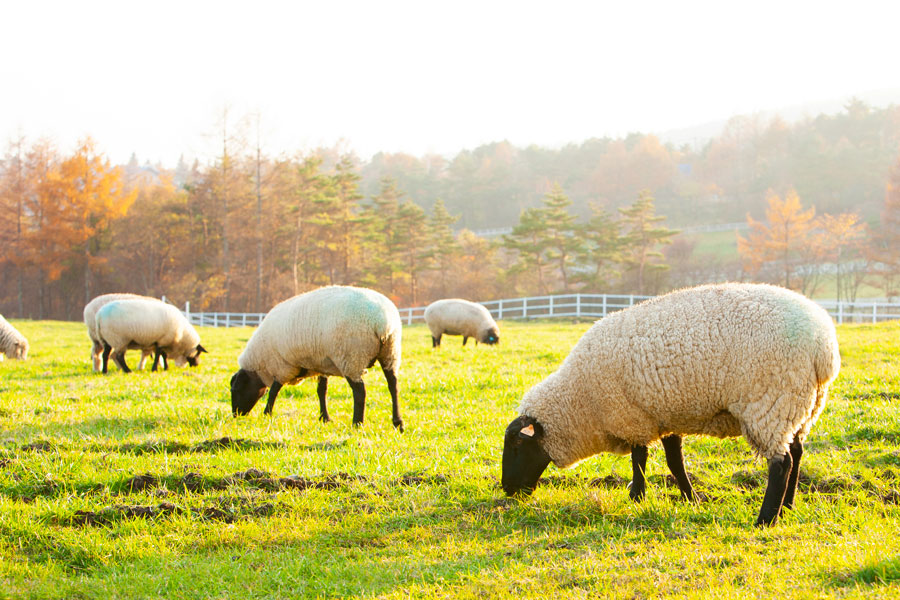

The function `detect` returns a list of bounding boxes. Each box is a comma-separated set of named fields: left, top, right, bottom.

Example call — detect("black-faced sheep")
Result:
left=84, top=293, right=157, bottom=371
left=230, top=285, right=404, bottom=431
left=95, top=299, right=206, bottom=373
left=0, top=315, right=28, bottom=360
left=502, top=283, right=840, bottom=526
left=424, top=298, right=499, bottom=347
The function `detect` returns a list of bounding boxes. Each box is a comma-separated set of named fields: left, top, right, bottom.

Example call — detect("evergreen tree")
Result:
left=539, top=184, right=583, bottom=292
left=503, top=207, right=552, bottom=294
left=575, top=201, right=621, bottom=291
left=618, top=190, right=678, bottom=294
left=425, top=198, right=460, bottom=297
left=395, top=200, right=431, bottom=304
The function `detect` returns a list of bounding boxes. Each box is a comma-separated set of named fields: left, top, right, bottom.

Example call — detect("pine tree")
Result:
left=618, top=190, right=678, bottom=294
left=503, top=207, right=552, bottom=295
left=539, top=185, right=584, bottom=292
left=575, top=201, right=621, bottom=291
left=425, top=198, right=460, bottom=297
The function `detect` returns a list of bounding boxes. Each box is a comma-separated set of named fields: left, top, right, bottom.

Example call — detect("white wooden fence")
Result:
left=182, top=294, right=900, bottom=327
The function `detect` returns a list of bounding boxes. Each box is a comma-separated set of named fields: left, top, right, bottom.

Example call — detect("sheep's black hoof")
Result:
left=393, top=419, right=404, bottom=433
left=628, top=481, right=645, bottom=502
left=319, top=415, right=331, bottom=423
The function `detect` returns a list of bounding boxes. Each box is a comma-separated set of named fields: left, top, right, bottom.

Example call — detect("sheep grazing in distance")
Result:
left=95, top=299, right=207, bottom=373
left=424, top=298, right=499, bottom=348
left=502, top=283, right=840, bottom=527
left=0, top=315, right=28, bottom=360
left=230, top=285, right=404, bottom=431
left=84, top=293, right=158, bottom=371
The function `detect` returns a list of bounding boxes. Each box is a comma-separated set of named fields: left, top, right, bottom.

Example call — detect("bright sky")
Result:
left=2, top=0, right=899, bottom=166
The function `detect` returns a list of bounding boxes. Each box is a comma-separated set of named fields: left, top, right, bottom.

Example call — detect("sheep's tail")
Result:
left=799, top=336, right=841, bottom=442
left=376, top=323, right=402, bottom=374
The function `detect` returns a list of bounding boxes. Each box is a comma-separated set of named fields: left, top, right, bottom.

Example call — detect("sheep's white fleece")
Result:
left=0, top=315, right=28, bottom=360
left=518, top=283, right=840, bottom=467
left=84, top=293, right=157, bottom=370
left=96, top=299, right=201, bottom=365
left=238, top=286, right=401, bottom=387
left=424, top=299, right=498, bottom=342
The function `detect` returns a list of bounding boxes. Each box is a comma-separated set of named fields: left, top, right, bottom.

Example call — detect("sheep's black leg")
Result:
left=162, top=353, right=168, bottom=371
left=346, top=378, right=366, bottom=426
left=662, top=434, right=695, bottom=501
left=462, top=336, right=468, bottom=346
left=755, top=451, right=793, bottom=527
left=781, top=435, right=804, bottom=512
left=432, top=335, right=440, bottom=348
left=263, top=381, right=283, bottom=415
left=317, top=376, right=330, bottom=422
left=630, top=444, right=649, bottom=502
left=383, top=368, right=403, bottom=432
left=101, top=343, right=112, bottom=374
left=152, top=345, right=162, bottom=372
left=113, top=350, right=131, bottom=373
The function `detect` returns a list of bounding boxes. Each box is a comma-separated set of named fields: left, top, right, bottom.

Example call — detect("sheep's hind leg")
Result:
left=152, top=345, right=163, bottom=372
left=346, top=378, right=366, bottom=426
left=317, top=376, right=330, bottom=422
left=780, top=434, right=803, bottom=513
left=383, top=368, right=403, bottom=432
left=92, top=341, right=103, bottom=372
left=113, top=350, right=131, bottom=373
left=755, top=451, right=792, bottom=526
left=263, top=381, right=283, bottom=415
left=462, top=336, right=468, bottom=346
left=432, top=335, right=441, bottom=348
left=662, top=434, right=695, bottom=501
left=629, top=444, right=649, bottom=502
left=101, top=343, right=112, bottom=374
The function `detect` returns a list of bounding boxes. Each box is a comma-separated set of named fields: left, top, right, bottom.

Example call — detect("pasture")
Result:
left=1, top=319, right=899, bottom=599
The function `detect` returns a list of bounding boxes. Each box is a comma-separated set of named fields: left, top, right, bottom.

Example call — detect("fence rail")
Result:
left=183, top=294, right=900, bottom=328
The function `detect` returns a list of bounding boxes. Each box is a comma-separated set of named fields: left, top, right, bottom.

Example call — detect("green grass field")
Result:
left=1, top=319, right=899, bottom=599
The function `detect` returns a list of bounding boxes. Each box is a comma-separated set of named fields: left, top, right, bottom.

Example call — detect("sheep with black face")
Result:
left=230, top=285, right=404, bottom=431
left=502, top=283, right=840, bottom=527
left=424, top=298, right=499, bottom=348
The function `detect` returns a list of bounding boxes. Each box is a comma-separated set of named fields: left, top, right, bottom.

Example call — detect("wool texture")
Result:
left=84, top=293, right=157, bottom=370
left=0, top=315, right=28, bottom=360
left=96, top=299, right=201, bottom=366
left=238, top=285, right=402, bottom=387
left=518, top=283, right=840, bottom=467
left=424, top=299, right=499, bottom=342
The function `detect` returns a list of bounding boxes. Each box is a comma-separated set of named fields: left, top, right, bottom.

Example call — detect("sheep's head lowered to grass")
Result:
left=501, top=415, right=551, bottom=496
left=231, top=368, right=267, bottom=416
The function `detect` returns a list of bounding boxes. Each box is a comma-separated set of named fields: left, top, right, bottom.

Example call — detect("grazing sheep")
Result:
left=96, top=299, right=206, bottom=373
left=230, top=285, right=404, bottom=431
left=84, top=293, right=157, bottom=371
left=501, top=283, right=840, bottom=526
left=0, top=315, right=28, bottom=360
left=424, top=298, right=499, bottom=347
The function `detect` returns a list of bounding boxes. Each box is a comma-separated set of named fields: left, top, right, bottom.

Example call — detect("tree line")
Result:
left=2, top=104, right=900, bottom=319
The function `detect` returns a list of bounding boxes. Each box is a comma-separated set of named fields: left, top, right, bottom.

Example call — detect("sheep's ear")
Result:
left=520, top=424, right=535, bottom=437
left=197, top=345, right=208, bottom=354
left=518, top=421, right=543, bottom=441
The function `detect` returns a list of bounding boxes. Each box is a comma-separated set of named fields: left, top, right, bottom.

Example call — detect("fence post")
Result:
left=838, top=302, right=843, bottom=324
left=549, top=295, right=554, bottom=317
left=602, top=294, right=607, bottom=317
left=523, top=297, right=528, bottom=319
left=576, top=294, right=581, bottom=318
left=499, top=299, right=504, bottom=320
left=629, top=294, right=634, bottom=307
left=185, top=301, right=190, bottom=321
left=873, top=303, right=877, bottom=324
left=408, top=309, right=413, bottom=326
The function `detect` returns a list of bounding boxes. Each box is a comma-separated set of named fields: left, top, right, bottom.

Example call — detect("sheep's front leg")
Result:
left=755, top=451, right=793, bottom=526
left=781, top=435, right=803, bottom=513
left=263, top=381, right=283, bottom=415
left=662, top=434, right=695, bottom=501
left=462, top=336, right=468, bottom=346
left=383, top=368, right=403, bottom=432
left=152, top=345, right=165, bottom=372
left=432, top=334, right=441, bottom=348
left=92, top=341, right=104, bottom=372
left=137, top=350, right=151, bottom=371
left=317, top=376, right=330, bottom=422
left=629, top=444, right=648, bottom=502
left=346, top=378, right=366, bottom=426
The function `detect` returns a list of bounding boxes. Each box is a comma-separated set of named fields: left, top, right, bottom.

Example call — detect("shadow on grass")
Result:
left=829, top=555, right=900, bottom=587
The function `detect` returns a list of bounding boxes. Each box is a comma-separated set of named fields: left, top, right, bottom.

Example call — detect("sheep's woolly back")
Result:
left=238, top=286, right=402, bottom=386
left=424, top=299, right=498, bottom=340
left=518, top=283, right=840, bottom=467
left=96, top=299, right=200, bottom=359
left=0, top=315, right=28, bottom=359
left=84, top=293, right=157, bottom=344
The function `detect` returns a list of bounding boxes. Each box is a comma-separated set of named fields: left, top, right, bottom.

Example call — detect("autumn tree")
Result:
left=737, top=189, right=817, bottom=291
left=618, top=190, right=678, bottom=294
left=817, top=213, right=867, bottom=302
left=870, top=157, right=900, bottom=299
left=362, top=177, right=405, bottom=296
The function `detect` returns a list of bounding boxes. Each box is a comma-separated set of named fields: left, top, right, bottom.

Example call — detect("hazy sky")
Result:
left=2, top=0, right=899, bottom=165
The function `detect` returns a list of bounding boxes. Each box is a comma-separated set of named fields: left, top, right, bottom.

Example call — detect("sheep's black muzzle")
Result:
left=501, top=415, right=551, bottom=496
left=230, top=369, right=266, bottom=416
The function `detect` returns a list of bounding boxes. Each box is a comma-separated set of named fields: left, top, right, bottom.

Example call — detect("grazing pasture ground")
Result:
left=1, top=319, right=899, bottom=598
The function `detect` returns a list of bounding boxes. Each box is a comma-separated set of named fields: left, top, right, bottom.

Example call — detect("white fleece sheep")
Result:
left=84, top=293, right=157, bottom=371
left=424, top=298, right=499, bottom=347
left=0, top=315, right=28, bottom=360
left=502, top=282, right=840, bottom=526
left=230, top=285, right=404, bottom=431
left=95, top=299, right=206, bottom=373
